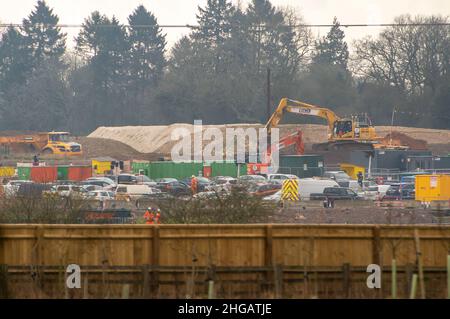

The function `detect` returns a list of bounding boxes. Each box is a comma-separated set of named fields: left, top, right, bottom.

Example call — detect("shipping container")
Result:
left=149, top=162, right=203, bottom=180
left=68, top=166, right=92, bottom=181
left=131, top=161, right=150, bottom=176
left=432, top=156, right=450, bottom=170
left=30, top=166, right=58, bottom=183
left=209, top=161, right=246, bottom=178
left=92, top=157, right=116, bottom=175
left=57, top=166, right=69, bottom=181
left=17, top=166, right=31, bottom=180
left=0, top=166, right=15, bottom=177
left=278, top=155, right=324, bottom=178
left=415, top=175, right=450, bottom=202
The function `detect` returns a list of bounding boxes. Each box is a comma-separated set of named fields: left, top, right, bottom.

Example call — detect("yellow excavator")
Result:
left=265, top=98, right=382, bottom=152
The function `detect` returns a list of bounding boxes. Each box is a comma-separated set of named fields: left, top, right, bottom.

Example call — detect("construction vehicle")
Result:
left=0, top=131, right=82, bottom=156
left=266, top=98, right=381, bottom=152
left=248, top=129, right=304, bottom=175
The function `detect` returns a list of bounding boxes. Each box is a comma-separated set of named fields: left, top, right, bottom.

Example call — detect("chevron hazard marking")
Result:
left=281, top=179, right=299, bottom=201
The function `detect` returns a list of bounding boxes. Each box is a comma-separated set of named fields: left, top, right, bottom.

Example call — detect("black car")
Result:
left=156, top=180, right=192, bottom=196
left=310, top=187, right=360, bottom=200
left=382, top=183, right=415, bottom=201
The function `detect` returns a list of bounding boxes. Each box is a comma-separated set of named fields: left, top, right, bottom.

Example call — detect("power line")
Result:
left=1, top=22, right=450, bottom=29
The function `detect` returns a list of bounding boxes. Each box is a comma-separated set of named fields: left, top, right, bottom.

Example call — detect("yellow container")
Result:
left=92, top=158, right=115, bottom=175
left=0, top=166, right=15, bottom=177
left=415, top=175, right=450, bottom=202
left=340, top=163, right=365, bottom=180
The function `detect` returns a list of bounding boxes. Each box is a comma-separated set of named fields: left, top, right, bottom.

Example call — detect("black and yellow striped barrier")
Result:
left=281, top=179, right=299, bottom=201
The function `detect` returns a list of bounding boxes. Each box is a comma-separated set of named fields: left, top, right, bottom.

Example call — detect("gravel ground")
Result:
left=269, top=206, right=442, bottom=224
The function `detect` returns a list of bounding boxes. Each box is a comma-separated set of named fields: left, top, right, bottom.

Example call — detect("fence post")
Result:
left=372, top=226, right=383, bottom=298
left=447, top=255, right=450, bottom=299
left=83, top=275, right=89, bottom=299
left=405, top=263, right=414, bottom=298
left=413, top=229, right=426, bottom=299
left=391, top=259, right=397, bottom=299
left=142, top=265, right=150, bottom=298
left=409, top=274, right=418, bottom=299
left=152, top=225, right=161, bottom=298
left=274, top=264, right=283, bottom=299
left=265, top=225, right=273, bottom=292
left=0, top=265, right=8, bottom=299
left=342, top=263, right=351, bottom=298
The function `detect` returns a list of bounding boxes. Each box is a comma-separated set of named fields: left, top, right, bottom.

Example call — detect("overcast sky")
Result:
left=1, top=0, right=449, bottom=49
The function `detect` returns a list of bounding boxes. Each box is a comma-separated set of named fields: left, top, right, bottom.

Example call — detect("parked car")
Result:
left=382, top=183, right=415, bottom=201
left=238, top=175, right=267, bottom=184
left=181, top=177, right=211, bottom=192
left=52, top=184, right=87, bottom=197
left=158, top=181, right=192, bottom=197
left=87, top=190, right=116, bottom=201
left=206, top=177, right=237, bottom=192
left=310, top=187, right=360, bottom=201
left=267, top=174, right=299, bottom=184
left=248, top=183, right=282, bottom=197
left=323, top=171, right=352, bottom=187
left=3, top=180, right=33, bottom=197
left=85, top=177, right=117, bottom=190
left=115, top=184, right=155, bottom=200
left=135, top=175, right=157, bottom=187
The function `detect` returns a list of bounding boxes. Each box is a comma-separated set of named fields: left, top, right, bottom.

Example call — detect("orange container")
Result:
left=30, top=166, right=58, bottom=183
left=68, top=166, right=92, bottom=181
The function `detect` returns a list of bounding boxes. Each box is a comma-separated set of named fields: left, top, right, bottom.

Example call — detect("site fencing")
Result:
left=0, top=224, right=449, bottom=298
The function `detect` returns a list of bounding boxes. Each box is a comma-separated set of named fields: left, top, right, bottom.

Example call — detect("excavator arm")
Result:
left=265, top=98, right=341, bottom=134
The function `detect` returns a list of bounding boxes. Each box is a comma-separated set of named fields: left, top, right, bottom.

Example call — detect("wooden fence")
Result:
left=0, top=224, right=449, bottom=298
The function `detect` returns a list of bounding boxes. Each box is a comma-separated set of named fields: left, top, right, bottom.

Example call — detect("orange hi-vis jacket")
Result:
left=191, top=177, right=198, bottom=194
left=143, top=210, right=154, bottom=225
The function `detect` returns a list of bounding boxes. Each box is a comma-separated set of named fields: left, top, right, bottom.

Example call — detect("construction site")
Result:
left=1, top=0, right=450, bottom=304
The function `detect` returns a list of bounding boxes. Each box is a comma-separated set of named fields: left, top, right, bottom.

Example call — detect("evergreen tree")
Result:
left=193, top=0, right=235, bottom=47
left=127, top=5, right=167, bottom=87
left=22, top=0, right=66, bottom=64
left=313, top=17, right=349, bottom=69
left=0, top=26, right=33, bottom=90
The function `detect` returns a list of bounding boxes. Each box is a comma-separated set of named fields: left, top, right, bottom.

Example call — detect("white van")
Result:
left=297, top=178, right=340, bottom=200
left=115, top=184, right=154, bottom=200
left=263, top=178, right=340, bottom=202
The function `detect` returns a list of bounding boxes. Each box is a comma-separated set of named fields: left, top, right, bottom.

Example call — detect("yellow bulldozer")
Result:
left=266, top=98, right=405, bottom=152
left=0, top=131, right=82, bottom=156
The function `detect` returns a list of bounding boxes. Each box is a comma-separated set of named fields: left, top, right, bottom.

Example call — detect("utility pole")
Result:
left=266, top=68, right=271, bottom=122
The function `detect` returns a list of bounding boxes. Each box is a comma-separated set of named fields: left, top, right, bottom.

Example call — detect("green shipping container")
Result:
left=149, top=162, right=203, bottom=180
left=279, top=155, right=324, bottom=178
left=209, top=161, right=247, bottom=178
left=132, top=162, right=150, bottom=176
left=17, top=167, right=31, bottom=180
left=57, top=166, right=69, bottom=181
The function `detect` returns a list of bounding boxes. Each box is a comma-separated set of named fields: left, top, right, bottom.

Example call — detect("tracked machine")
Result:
left=265, top=98, right=396, bottom=152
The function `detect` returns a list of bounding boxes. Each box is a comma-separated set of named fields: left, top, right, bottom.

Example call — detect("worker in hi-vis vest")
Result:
left=143, top=207, right=154, bottom=225
left=191, top=175, right=198, bottom=194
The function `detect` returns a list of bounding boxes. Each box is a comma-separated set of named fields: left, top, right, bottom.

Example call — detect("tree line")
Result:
left=0, top=0, right=449, bottom=135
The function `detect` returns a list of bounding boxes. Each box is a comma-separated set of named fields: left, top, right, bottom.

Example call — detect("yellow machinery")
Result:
left=0, top=131, right=82, bottom=156
left=266, top=98, right=380, bottom=151
left=340, top=163, right=365, bottom=180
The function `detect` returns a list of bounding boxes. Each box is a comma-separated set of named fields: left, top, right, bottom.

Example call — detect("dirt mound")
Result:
left=76, top=137, right=164, bottom=161
left=379, top=131, right=428, bottom=150
left=87, top=124, right=450, bottom=157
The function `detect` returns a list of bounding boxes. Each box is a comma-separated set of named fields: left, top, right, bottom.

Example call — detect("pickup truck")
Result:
left=310, top=187, right=360, bottom=201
